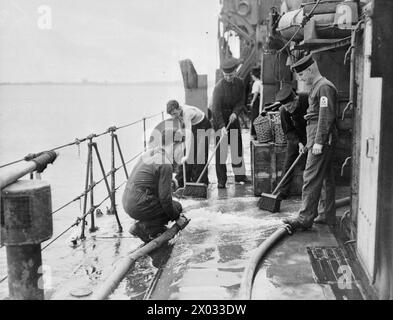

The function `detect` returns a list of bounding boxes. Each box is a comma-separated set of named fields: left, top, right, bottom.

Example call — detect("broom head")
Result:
left=258, top=193, right=281, bottom=213
left=182, top=182, right=208, bottom=199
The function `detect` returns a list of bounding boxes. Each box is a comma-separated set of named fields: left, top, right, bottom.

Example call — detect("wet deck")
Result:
left=0, top=130, right=370, bottom=300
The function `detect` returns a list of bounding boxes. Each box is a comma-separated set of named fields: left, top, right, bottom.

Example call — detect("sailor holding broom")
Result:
left=282, top=54, right=338, bottom=230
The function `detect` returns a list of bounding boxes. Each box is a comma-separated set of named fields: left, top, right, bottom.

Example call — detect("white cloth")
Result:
left=183, top=105, right=205, bottom=126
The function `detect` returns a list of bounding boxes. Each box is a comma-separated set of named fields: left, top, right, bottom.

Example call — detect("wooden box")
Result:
left=250, top=140, right=304, bottom=196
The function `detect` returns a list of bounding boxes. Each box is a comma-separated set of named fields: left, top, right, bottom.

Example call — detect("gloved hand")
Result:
left=312, top=143, right=323, bottom=155
left=176, top=214, right=190, bottom=230
left=229, top=113, right=237, bottom=124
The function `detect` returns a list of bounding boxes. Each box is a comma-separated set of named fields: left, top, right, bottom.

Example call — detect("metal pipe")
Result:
left=114, top=135, right=129, bottom=179
left=92, top=143, right=122, bottom=233
left=89, top=142, right=97, bottom=232
left=0, top=151, right=57, bottom=190
left=143, top=117, right=147, bottom=150
left=91, top=223, right=183, bottom=300
left=80, top=142, right=92, bottom=239
left=110, top=131, right=116, bottom=217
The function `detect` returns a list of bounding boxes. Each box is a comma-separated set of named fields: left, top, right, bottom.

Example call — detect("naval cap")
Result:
left=275, top=84, right=296, bottom=104
left=221, top=57, right=241, bottom=73
left=291, top=54, right=315, bottom=73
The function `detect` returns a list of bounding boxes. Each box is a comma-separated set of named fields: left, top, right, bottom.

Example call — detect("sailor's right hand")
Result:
left=221, top=126, right=228, bottom=137
left=298, top=142, right=305, bottom=154
left=176, top=214, right=189, bottom=230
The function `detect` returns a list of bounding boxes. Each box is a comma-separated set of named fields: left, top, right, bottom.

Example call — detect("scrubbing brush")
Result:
left=258, top=148, right=307, bottom=212
left=182, top=121, right=232, bottom=199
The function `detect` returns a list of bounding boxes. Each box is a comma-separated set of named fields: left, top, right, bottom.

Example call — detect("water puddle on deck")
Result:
left=112, top=197, right=284, bottom=300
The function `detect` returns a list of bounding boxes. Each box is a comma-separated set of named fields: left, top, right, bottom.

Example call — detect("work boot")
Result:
left=282, top=217, right=312, bottom=231
left=129, top=222, right=151, bottom=243
left=314, top=213, right=336, bottom=226
left=235, top=175, right=249, bottom=185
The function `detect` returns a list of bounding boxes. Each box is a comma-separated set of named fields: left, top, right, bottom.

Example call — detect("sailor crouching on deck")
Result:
left=212, top=57, right=248, bottom=189
left=283, top=54, right=338, bottom=231
left=122, top=129, right=188, bottom=243
left=166, top=100, right=212, bottom=188
left=273, top=84, right=308, bottom=200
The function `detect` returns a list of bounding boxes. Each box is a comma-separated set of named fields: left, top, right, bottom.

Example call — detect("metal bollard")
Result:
left=1, top=180, right=53, bottom=300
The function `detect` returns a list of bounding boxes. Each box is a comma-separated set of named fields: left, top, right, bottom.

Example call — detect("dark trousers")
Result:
left=123, top=184, right=183, bottom=235
left=137, top=200, right=183, bottom=235
left=297, top=144, right=336, bottom=226
left=279, top=140, right=306, bottom=196
left=215, top=119, right=246, bottom=185
left=250, top=97, right=260, bottom=136
left=176, top=116, right=211, bottom=186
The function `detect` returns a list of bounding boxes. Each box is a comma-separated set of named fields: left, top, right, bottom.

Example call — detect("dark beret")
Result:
left=291, top=54, right=315, bottom=73
left=221, top=57, right=241, bottom=73
left=275, top=84, right=296, bottom=104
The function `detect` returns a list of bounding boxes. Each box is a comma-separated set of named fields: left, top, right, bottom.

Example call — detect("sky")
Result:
left=0, top=0, right=221, bottom=83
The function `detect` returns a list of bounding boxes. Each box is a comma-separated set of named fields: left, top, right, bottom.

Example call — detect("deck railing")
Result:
left=0, top=110, right=166, bottom=288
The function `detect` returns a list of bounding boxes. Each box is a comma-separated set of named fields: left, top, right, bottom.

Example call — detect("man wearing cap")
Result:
left=274, top=85, right=308, bottom=200
left=211, top=57, right=248, bottom=188
left=283, top=54, right=338, bottom=230
left=122, top=129, right=188, bottom=243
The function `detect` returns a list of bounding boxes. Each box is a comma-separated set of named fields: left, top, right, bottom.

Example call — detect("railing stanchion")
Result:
left=92, top=143, right=123, bottom=233
left=114, top=135, right=129, bottom=179
left=80, top=140, right=92, bottom=239
left=161, top=111, right=164, bottom=120
left=110, top=130, right=116, bottom=217
left=89, top=140, right=97, bottom=233
left=143, top=117, right=147, bottom=151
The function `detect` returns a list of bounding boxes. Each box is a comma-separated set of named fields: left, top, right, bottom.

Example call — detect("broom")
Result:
left=182, top=121, right=232, bottom=199
left=258, top=148, right=307, bottom=213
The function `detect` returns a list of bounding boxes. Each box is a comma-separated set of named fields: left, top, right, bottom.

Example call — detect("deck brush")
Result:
left=182, top=122, right=232, bottom=199
left=258, top=149, right=307, bottom=212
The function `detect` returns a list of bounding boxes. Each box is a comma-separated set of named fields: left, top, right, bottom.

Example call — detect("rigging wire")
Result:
left=0, top=111, right=163, bottom=169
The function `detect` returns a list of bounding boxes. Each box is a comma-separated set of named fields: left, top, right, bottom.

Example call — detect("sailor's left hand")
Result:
left=229, top=113, right=237, bottom=124
left=312, top=143, right=323, bottom=155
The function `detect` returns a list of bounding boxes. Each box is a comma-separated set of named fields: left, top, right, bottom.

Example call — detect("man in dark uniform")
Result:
left=274, top=85, right=308, bottom=200
left=283, top=54, right=338, bottom=230
left=212, top=57, right=248, bottom=188
left=122, top=129, right=188, bottom=243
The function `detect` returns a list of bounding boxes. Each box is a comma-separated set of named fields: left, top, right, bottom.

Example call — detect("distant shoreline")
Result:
left=0, top=81, right=187, bottom=86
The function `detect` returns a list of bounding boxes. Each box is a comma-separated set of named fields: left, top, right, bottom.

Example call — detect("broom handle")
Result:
left=195, top=121, right=232, bottom=184
left=183, top=163, right=187, bottom=186
left=271, top=148, right=308, bottom=195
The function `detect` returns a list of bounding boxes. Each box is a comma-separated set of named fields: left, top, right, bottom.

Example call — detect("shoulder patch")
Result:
left=320, top=96, right=328, bottom=108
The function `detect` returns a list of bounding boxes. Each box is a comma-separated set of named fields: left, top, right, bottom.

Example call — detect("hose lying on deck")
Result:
left=91, top=222, right=187, bottom=300
left=239, top=197, right=351, bottom=300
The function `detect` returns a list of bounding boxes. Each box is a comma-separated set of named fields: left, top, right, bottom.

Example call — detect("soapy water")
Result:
left=111, top=197, right=284, bottom=300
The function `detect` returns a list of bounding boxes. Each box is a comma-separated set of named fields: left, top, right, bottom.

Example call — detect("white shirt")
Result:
left=251, top=80, right=264, bottom=112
